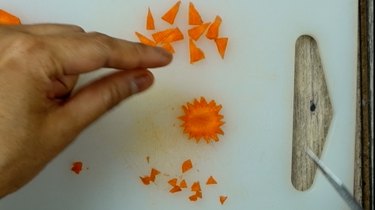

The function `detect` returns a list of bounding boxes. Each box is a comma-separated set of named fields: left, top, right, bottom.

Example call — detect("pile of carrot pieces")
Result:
left=140, top=158, right=228, bottom=205
left=0, top=9, right=21, bottom=25
left=135, top=1, right=229, bottom=64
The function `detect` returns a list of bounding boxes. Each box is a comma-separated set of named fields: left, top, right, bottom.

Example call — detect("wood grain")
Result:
left=291, top=35, right=333, bottom=191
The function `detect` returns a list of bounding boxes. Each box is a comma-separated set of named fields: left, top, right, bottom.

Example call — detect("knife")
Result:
left=305, top=148, right=363, bottom=210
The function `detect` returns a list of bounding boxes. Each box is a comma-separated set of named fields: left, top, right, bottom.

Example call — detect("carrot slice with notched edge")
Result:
left=206, top=15, right=222, bottom=40
left=146, top=7, right=155, bottom=30
left=152, top=28, right=184, bottom=43
left=188, top=2, right=203, bottom=25
left=206, top=176, right=218, bottom=185
left=189, top=39, right=205, bottom=64
left=135, top=32, right=156, bottom=46
left=219, top=195, right=228, bottom=205
left=182, top=159, right=193, bottom=173
left=0, top=9, right=21, bottom=25
left=161, top=1, right=181, bottom=25
left=215, top=37, right=228, bottom=59
left=188, top=22, right=210, bottom=41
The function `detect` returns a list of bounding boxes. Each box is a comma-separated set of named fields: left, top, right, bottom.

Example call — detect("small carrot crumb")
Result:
left=182, top=159, right=193, bottom=173
left=169, top=185, right=182, bottom=193
left=168, top=178, right=178, bottom=186
left=191, top=181, right=201, bottom=192
left=140, top=176, right=151, bottom=185
left=71, top=161, right=83, bottom=175
left=188, top=23, right=210, bottom=41
left=180, top=179, right=188, bottom=188
left=206, top=15, right=222, bottom=40
left=0, top=9, right=21, bottom=25
left=135, top=32, right=156, bottom=46
left=146, top=156, right=150, bottom=164
left=219, top=195, right=228, bottom=205
left=206, top=176, right=218, bottom=185
left=161, top=1, right=181, bottom=24
left=188, top=2, right=203, bottom=25
left=189, top=39, right=205, bottom=64
left=146, top=7, right=155, bottom=30
left=215, top=37, right=228, bottom=59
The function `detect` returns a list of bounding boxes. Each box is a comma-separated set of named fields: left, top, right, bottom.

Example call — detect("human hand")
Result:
left=0, top=24, right=172, bottom=197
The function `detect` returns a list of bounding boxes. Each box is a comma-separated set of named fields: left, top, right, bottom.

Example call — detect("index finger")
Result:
left=48, top=32, right=172, bottom=75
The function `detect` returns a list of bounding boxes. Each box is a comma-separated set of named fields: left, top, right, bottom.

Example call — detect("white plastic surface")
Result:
left=0, top=0, right=358, bottom=210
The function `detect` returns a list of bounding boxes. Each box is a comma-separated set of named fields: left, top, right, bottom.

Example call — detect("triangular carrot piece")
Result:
left=0, top=9, right=21, bottom=25
left=188, top=2, right=203, bottom=25
left=146, top=7, right=155, bottom=30
left=181, top=159, right=193, bottom=173
left=188, top=23, right=210, bottom=41
left=206, top=15, right=222, bottom=40
left=168, top=178, right=178, bottom=186
left=135, top=32, right=156, bottom=46
left=180, top=179, right=188, bottom=188
left=149, top=168, right=160, bottom=182
left=189, top=39, right=205, bottom=64
left=189, top=194, right=198, bottom=201
left=219, top=195, right=228, bottom=205
left=161, top=42, right=175, bottom=54
left=161, top=1, right=181, bottom=25
left=169, top=185, right=182, bottom=193
left=152, top=28, right=184, bottom=43
left=195, top=190, right=202, bottom=199
left=215, top=37, right=228, bottom=59
left=140, top=176, right=151, bottom=185
left=206, top=176, right=218, bottom=185
left=191, top=181, right=201, bottom=192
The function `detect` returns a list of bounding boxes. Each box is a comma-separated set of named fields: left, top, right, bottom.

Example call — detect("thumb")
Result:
left=54, top=69, right=153, bottom=137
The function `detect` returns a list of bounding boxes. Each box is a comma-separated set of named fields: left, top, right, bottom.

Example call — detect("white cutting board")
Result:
left=0, top=0, right=358, bottom=210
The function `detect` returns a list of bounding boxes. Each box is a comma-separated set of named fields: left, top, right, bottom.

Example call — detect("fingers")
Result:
left=53, top=69, right=153, bottom=137
left=5, top=23, right=85, bottom=35
left=48, top=32, right=172, bottom=75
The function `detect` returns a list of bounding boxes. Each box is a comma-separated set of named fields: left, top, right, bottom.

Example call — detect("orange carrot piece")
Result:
left=135, top=32, right=156, bottom=46
left=0, top=9, right=21, bottom=25
left=195, top=190, right=203, bottom=199
left=161, top=1, right=181, bottom=24
left=149, top=168, right=160, bottom=181
left=168, top=178, right=178, bottom=186
left=191, top=181, right=201, bottom=192
left=71, top=161, right=83, bottom=174
left=180, top=179, right=188, bottom=188
left=189, top=194, right=198, bottom=201
left=206, top=176, right=218, bottom=185
left=215, top=37, right=228, bottom=59
left=189, top=39, right=205, bottom=64
left=188, top=2, right=203, bottom=25
left=152, top=28, right=184, bottom=43
left=146, top=7, right=155, bottom=30
left=182, top=159, right=193, bottom=173
left=169, top=185, right=182, bottom=193
left=206, top=15, right=222, bottom=40
left=140, top=176, right=151, bottom=185
left=161, top=42, right=175, bottom=54
left=188, top=23, right=210, bottom=41
left=219, top=195, right=228, bottom=205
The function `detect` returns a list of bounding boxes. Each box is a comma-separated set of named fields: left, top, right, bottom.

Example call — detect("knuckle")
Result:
left=101, top=81, right=126, bottom=111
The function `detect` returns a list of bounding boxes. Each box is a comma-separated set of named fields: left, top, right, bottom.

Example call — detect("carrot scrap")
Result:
left=146, top=7, right=155, bottom=30
left=161, top=42, right=175, bottom=54
left=215, top=37, right=228, bottom=59
left=180, top=179, right=188, bottom=188
left=179, top=97, right=225, bottom=142
left=189, top=194, right=198, bottom=201
left=149, top=168, right=160, bottom=182
left=161, top=1, right=181, bottom=25
left=182, top=159, right=193, bottom=173
left=188, top=23, right=210, bottom=41
left=191, top=181, right=202, bottom=192
left=219, top=195, right=228, bottom=205
left=0, top=9, right=21, bottom=25
left=152, top=27, right=184, bottom=43
left=206, top=176, right=218, bottom=185
left=135, top=32, right=156, bottom=46
left=71, top=161, right=83, bottom=175
left=189, top=39, right=205, bottom=64
left=206, top=15, right=222, bottom=40
left=188, top=2, right=203, bottom=25
left=140, top=176, right=151, bottom=185
left=169, top=185, right=182, bottom=193
left=168, top=178, right=178, bottom=186
left=195, top=190, right=203, bottom=199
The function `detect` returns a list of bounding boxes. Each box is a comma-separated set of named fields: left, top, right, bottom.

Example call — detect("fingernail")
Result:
left=130, top=72, right=154, bottom=94
left=156, top=47, right=173, bottom=60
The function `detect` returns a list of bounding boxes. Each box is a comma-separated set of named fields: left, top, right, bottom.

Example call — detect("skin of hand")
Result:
left=0, top=24, right=172, bottom=198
